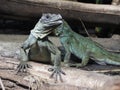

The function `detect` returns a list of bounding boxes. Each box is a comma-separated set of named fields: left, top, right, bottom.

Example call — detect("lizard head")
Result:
left=32, top=13, right=63, bottom=38
left=40, top=13, right=63, bottom=28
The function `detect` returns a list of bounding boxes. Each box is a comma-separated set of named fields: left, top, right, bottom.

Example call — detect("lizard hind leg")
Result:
left=69, top=54, right=90, bottom=68
left=70, top=57, right=89, bottom=68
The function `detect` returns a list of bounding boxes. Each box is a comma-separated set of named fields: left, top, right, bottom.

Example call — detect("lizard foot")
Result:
left=48, top=67, right=66, bottom=83
left=16, top=61, right=32, bottom=74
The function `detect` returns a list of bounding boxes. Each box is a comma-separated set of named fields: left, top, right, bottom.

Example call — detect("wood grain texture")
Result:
left=0, top=0, right=120, bottom=25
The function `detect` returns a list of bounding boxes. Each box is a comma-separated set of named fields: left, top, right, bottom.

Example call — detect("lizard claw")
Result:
left=16, top=61, right=32, bottom=74
left=48, top=67, right=65, bottom=83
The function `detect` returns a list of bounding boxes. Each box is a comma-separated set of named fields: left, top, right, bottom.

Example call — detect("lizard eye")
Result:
left=46, top=15, right=50, bottom=19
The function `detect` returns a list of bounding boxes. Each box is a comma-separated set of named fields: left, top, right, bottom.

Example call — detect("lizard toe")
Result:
left=49, top=67, right=65, bottom=83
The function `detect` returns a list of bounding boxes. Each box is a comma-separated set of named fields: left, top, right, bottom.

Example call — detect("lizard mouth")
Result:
left=42, top=28, right=52, bottom=34
left=46, top=18, right=63, bottom=26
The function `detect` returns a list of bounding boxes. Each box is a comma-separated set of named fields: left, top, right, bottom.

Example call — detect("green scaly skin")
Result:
left=55, top=20, right=120, bottom=67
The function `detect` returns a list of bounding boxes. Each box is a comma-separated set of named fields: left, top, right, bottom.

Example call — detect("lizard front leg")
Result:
left=16, top=34, right=37, bottom=73
left=16, top=48, right=31, bottom=73
left=64, top=49, right=71, bottom=64
left=46, top=41, right=65, bottom=82
left=61, top=42, right=71, bottom=67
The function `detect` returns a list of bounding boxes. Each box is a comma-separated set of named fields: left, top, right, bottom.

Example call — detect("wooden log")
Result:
left=0, top=56, right=120, bottom=90
left=0, top=0, right=120, bottom=25
left=0, top=35, right=120, bottom=89
left=112, top=0, right=120, bottom=5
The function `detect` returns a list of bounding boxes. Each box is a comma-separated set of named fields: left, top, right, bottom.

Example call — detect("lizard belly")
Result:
left=29, top=44, right=51, bottom=63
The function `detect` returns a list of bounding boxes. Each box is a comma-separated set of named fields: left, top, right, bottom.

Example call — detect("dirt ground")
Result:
left=0, top=34, right=120, bottom=90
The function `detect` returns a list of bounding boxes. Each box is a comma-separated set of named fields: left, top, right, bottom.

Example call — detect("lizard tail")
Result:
left=105, top=52, right=120, bottom=65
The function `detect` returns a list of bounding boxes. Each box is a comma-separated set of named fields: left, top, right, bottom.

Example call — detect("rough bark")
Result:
left=0, top=0, right=120, bottom=25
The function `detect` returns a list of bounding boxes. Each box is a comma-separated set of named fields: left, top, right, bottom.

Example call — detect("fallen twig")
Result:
left=92, top=69, right=120, bottom=73
left=0, top=78, right=5, bottom=90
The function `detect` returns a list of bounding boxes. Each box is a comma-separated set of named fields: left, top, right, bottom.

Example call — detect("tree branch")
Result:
left=0, top=0, right=120, bottom=25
